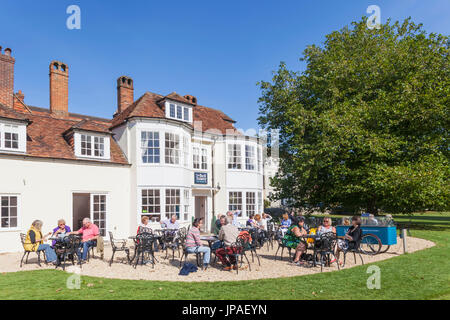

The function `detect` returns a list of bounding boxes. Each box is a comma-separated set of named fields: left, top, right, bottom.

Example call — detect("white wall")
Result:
left=0, top=157, right=130, bottom=253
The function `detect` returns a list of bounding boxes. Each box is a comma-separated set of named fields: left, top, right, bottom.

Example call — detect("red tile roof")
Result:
left=111, top=92, right=241, bottom=135
left=0, top=89, right=241, bottom=164
left=0, top=103, right=30, bottom=122
left=0, top=105, right=128, bottom=165
left=163, top=92, right=195, bottom=105
left=69, top=119, right=112, bottom=135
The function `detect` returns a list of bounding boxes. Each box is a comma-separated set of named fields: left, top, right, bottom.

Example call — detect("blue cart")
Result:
left=337, top=225, right=397, bottom=254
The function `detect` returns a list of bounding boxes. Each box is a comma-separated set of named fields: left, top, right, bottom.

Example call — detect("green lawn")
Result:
left=0, top=212, right=449, bottom=300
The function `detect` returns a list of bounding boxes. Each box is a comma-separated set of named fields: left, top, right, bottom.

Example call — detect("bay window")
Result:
left=245, top=145, right=255, bottom=170
left=228, top=192, right=242, bottom=211
left=141, top=131, right=160, bottom=163
left=246, top=192, right=256, bottom=217
left=165, top=133, right=180, bottom=164
left=228, top=144, right=242, bottom=169
left=141, top=189, right=161, bottom=222
left=165, top=189, right=180, bottom=220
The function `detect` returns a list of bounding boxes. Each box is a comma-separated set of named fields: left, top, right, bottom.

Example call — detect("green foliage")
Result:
left=264, top=199, right=271, bottom=208
left=258, top=17, right=450, bottom=214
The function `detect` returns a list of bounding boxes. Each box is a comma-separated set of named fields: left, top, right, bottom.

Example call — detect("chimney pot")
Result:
left=49, top=60, right=69, bottom=116
left=0, top=45, right=15, bottom=108
left=184, top=94, right=197, bottom=105
left=117, top=76, right=134, bottom=114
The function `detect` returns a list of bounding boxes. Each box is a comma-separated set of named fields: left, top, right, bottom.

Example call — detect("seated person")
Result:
left=227, top=210, right=241, bottom=228
left=185, top=218, right=210, bottom=269
left=316, top=217, right=336, bottom=236
left=161, top=215, right=180, bottom=230
left=280, top=213, right=292, bottom=236
left=336, top=216, right=363, bottom=264
left=258, top=213, right=272, bottom=231
left=69, top=218, right=99, bottom=262
left=215, top=215, right=226, bottom=235
left=137, top=215, right=152, bottom=234
left=282, top=217, right=308, bottom=265
left=367, top=214, right=379, bottom=226
left=246, top=214, right=258, bottom=228
left=24, top=220, right=57, bottom=265
left=51, top=219, right=71, bottom=247
left=216, top=216, right=241, bottom=271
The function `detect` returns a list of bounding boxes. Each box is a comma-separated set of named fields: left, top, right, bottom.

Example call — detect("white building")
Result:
left=264, top=156, right=282, bottom=207
left=0, top=48, right=264, bottom=252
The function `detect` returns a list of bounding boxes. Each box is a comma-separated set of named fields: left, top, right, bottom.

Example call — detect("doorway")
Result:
left=72, top=193, right=107, bottom=236
left=194, top=196, right=207, bottom=232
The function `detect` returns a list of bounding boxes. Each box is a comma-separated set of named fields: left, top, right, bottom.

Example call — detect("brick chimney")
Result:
left=0, top=47, right=15, bottom=108
left=117, top=76, right=134, bottom=114
left=49, top=60, right=69, bottom=116
left=13, top=90, right=27, bottom=112
left=184, top=94, right=197, bottom=105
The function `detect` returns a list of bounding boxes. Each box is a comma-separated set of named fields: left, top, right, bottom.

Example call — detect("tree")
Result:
left=258, top=18, right=449, bottom=214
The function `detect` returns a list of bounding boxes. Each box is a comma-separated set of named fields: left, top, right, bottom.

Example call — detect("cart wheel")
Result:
left=379, top=245, right=390, bottom=254
left=360, top=233, right=381, bottom=255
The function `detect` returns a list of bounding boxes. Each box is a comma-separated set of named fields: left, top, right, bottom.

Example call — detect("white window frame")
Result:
left=258, top=191, right=263, bottom=214
left=193, top=147, right=200, bottom=169
left=74, top=132, right=111, bottom=160
left=257, top=146, right=262, bottom=173
left=0, top=121, right=26, bottom=153
left=183, top=136, right=190, bottom=167
left=245, top=145, right=256, bottom=171
left=165, top=189, right=181, bottom=220
left=0, top=194, right=19, bottom=230
left=227, top=144, right=242, bottom=170
left=228, top=191, right=242, bottom=212
left=141, top=131, right=160, bottom=164
left=246, top=192, right=256, bottom=217
left=201, top=148, right=208, bottom=170
left=165, top=101, right=192, bottom=123
left=91, top=194, right=107, bottom=237
left=164, top=132, right=180, bottom=165
left=141, top=189, right=161, bottom=222
left=183, top=189, right=190, bottom=222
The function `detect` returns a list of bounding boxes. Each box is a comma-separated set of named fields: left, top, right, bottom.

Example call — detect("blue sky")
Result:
left=0, top=0, right=449, bottom=131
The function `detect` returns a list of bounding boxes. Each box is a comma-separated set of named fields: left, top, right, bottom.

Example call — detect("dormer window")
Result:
left=0, top=121, right=26, bottom=153
left=81, top=134, right=105, bottom=157
left=74, top=132, right=110, bottom=160
left=165, top=101, right=192, bottom=123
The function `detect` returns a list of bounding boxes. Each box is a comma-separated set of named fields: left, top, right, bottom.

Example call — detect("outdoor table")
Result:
left=128, top=234, right=159, bottom=266
left=200, top=235, right=219, bottom=249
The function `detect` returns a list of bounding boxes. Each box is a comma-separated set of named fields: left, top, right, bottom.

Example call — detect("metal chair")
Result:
left=230, top=237, right=252, bottom=274
left=19, top=233, right=47, bottom=267
left=132, top=232, right=157, bottom=268
left=342, top=238, right=364, bottom=267
left=178, top=230, right=205, bottom=270
left=54, top=234, right=82, bottom=270
left=162, top=229, right=180, bottom=260
left=313, top=232, right=340, bottom=272
left=274, top=228, right=294, bottom=261
left=243, top=229, right=261, bottom=266
left=108, top=231, right=130, bottom=266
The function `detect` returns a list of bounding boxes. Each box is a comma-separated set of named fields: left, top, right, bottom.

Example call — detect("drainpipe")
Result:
left=211, top=136, right=217, bottom=233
